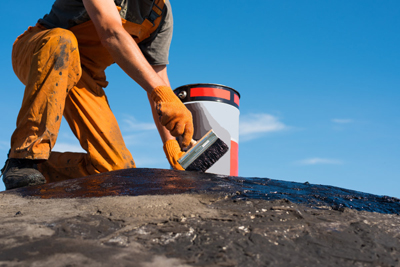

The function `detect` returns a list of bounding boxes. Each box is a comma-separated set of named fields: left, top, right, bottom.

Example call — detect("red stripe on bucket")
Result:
left=190, top=87, right=231, bottom=101
left=230, top=140, right=239, bottom=176
left=234, top=94, right=240, bottom=106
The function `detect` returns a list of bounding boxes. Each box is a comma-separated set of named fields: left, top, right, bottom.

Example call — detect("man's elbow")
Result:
left=99, top=30, right=118, bottom=49
left=98, top=27, right=125, bottom=49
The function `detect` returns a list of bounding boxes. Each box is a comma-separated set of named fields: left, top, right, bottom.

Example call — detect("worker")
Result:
left=1, top=0, right=192, bottom=190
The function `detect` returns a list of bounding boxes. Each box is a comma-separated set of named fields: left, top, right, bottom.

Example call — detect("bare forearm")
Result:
left=102, top=29, right=165, bottom=93
left=103, top=29, right=174, bottom=142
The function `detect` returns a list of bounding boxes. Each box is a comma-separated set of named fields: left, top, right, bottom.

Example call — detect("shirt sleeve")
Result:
left=139, top=0, right=173, bottom=66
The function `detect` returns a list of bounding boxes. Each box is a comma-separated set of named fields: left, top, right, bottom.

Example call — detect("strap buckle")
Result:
left=147, top=3, right=163, bottom=25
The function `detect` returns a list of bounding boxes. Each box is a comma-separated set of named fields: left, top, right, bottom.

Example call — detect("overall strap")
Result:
left=122, top=0, right=166, bottom=43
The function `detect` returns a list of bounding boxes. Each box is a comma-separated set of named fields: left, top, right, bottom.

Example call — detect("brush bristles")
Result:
left=186, top=139, right=229, bottom=172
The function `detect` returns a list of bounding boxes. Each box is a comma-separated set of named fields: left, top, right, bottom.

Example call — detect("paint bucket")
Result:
left=174, top=84, right=240, bottom=176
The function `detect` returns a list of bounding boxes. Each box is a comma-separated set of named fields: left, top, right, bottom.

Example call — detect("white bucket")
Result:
left=174, top=84, right=240, bottom=176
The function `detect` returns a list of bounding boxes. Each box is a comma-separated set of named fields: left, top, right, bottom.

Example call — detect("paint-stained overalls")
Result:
left=11, top=0, right=167, bottom=182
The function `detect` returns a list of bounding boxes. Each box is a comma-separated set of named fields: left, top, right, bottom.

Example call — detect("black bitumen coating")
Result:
left=4, top=168, right=400, bottom=214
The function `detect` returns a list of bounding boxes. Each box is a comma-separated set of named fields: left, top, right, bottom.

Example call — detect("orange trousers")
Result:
left=11, top=25, right=136, bottom=183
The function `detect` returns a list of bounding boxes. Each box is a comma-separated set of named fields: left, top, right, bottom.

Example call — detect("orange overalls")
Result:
left=10, top=1, right=165, bottom=183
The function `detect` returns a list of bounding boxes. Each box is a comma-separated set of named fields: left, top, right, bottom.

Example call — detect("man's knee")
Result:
left=45, top=28, right=79, bottom=50
left=42, top=28, right=82, bottom=83
left=40, top=28, right=80, bottom=67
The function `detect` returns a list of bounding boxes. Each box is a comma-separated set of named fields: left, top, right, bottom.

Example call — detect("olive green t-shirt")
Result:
left=38, top=0, right=173, bottom=65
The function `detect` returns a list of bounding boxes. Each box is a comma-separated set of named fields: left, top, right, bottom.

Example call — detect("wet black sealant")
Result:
left=4, top=168, right=400, bottom=215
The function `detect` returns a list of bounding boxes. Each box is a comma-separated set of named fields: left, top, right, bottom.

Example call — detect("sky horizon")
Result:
left=1, top=1, right=399, bottom=198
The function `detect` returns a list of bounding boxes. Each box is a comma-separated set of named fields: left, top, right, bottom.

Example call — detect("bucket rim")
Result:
left=175, top=83, right=240, bottom=98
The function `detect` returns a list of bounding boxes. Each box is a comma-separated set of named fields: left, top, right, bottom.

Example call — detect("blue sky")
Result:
left=1, top=1, right=399, bottom=197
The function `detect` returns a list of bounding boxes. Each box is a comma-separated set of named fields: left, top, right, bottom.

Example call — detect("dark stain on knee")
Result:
left=54, top=40, right=70, bottom=71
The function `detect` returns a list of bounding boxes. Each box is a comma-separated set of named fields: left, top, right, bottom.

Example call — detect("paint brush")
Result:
left=178, top=130, right=229, bottom=172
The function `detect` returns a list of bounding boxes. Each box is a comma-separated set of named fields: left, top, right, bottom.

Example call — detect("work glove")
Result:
left=151, top=86, right=194, bottom=148
left=163, top=139, right=185, bottom=170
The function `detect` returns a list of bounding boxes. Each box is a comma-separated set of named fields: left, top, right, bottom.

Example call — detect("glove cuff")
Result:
left=163, top=139, right=184, bottom=171
left=150, top=85, right=177, bottom=103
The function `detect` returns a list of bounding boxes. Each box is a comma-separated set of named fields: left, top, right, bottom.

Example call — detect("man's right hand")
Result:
left=151, top=86, right=193, bottom=148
